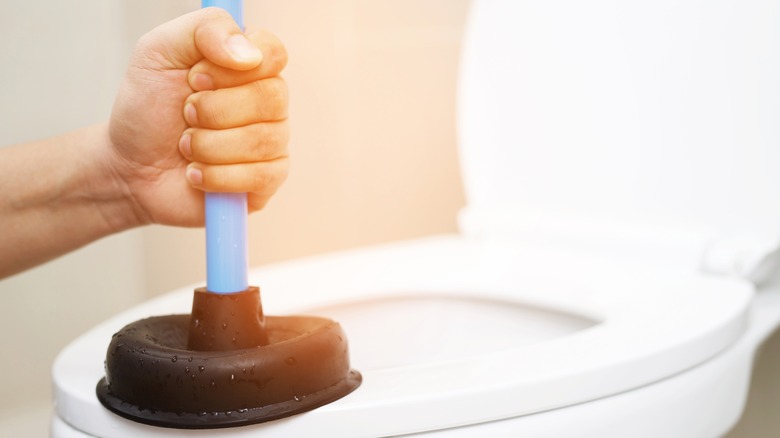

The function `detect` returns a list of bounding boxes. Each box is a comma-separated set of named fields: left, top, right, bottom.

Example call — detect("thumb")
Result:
left=138, top=7, right=263, bottom=71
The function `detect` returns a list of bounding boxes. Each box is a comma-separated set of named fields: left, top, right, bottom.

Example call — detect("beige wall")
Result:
left=0, top=0, right=143, bottom=427
left=0, top=0, right=467, bottom=434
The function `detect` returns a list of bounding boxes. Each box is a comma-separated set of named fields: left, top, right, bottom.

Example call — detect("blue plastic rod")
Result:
left=202, top=0, right=244, bottom=29
left=202, top=0, right=248, bottom=293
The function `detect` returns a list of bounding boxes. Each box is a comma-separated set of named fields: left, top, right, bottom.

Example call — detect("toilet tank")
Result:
left=456, top=0, right=780, bottom=269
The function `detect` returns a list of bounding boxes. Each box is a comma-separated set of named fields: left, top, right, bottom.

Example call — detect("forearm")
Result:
left=0, top=124, right=143, bottom=278
left=0, top=10, right=288, bottom=279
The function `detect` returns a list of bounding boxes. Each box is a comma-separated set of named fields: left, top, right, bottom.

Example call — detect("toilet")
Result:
left=52, top=1, right=780, bottom=437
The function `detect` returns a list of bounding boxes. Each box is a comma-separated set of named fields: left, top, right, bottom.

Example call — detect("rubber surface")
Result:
left=96, top=312, right=361, bottom=428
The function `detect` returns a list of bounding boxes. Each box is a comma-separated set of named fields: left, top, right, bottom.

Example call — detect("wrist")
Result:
left=0, top=124, right=151, bottom=277
left=86, top=123, right=151, bottom=233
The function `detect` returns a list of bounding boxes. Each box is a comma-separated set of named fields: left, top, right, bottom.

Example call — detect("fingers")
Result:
left=248, top=191, right=277, bottom=212
left=195, top=8, right=263, bottom=69
left=186, top=158, right=289, bottom=195
left=168, top=17, right=288, bottom=204
left=180, top=88, right=289, bottom=196
left=188, top=30, right=288, bottom=91
left=180, top=121, right=289, bottom=164
left=135, top=8, right=262, bottom=71
left=184, top=77, right=288, bottom=129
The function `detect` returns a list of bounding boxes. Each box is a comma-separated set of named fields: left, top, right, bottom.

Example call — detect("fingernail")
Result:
left=186, top=165, right=203, bottom=185
left=184, top=102, right=198, bottom=125
left=226, top=34, right=263, bottom=63
left=190, top=73, right=214, bottom=91
left=179, top=134, right=192, bottom=159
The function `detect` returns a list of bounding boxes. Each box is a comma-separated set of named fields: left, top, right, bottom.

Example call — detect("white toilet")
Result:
left=52, top=1, right=780, bottom=437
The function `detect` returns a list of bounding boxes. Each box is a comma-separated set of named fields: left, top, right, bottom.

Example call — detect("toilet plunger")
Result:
left=95, top=1, right=361, bottom=428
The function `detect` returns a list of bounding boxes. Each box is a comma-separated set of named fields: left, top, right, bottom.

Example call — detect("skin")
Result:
left=0, top=8, right=289, bottom=279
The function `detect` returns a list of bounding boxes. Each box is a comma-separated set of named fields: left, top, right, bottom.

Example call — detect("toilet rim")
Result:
left=53, top=235, right=753, bottom=437
left=256, top=235, right=752, bottom=417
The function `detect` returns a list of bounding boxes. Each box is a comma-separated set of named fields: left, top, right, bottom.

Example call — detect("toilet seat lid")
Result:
left=457, top=0, right=780, bottom=255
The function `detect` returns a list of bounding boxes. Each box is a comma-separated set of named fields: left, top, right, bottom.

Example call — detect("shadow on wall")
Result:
left=726, top=325, right=780, bottom=437
left=0, top=0, right=193, bottom=420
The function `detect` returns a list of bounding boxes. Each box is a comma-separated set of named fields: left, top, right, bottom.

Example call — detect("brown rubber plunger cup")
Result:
left=95, top=287, right=361, bottom=429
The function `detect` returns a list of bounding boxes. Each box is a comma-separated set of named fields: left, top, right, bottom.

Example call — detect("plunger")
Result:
left=95, top=1, right=361, bottom=429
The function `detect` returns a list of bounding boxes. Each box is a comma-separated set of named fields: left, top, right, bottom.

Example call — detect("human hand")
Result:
left=107, top=8, right=289, bottom=228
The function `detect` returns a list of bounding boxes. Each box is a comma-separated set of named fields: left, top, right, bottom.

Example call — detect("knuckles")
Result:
left=186, top=77, right=288, bottom=128
left=187, top=121, right=289, bottom=164
left=201, top=159, right=289, bottom=193
left=259, top=34, right=289, bottom=76
left=251, top=78, right=289, bottom=120
left=186, top=30, right=288, bottom=89
left=249, top=159, right=289, bottom=193
left=181, top=26, right=289, bottom=197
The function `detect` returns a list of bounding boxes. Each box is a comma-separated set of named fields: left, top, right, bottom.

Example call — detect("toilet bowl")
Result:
left=52, top=1, right=780, bottom=436
left=50, top=238, right=780, bottom=437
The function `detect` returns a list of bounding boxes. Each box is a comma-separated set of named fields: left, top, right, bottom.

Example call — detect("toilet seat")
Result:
left=53, top=235, right=751, bottom=437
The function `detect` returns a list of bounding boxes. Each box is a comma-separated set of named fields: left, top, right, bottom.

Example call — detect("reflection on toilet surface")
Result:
left=306, top=294, right=600, bottom=371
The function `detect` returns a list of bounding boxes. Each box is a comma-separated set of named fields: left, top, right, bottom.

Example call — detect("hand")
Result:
left=107, top=7, right=289, bottom=227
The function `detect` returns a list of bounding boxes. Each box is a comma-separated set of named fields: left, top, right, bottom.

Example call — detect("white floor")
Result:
left=0, top=402, right=51, bottom=438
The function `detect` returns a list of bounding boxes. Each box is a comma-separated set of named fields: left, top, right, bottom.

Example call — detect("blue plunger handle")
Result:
left=202, top=0, right=248, bottom=293
left=202, top=0, right=244, bottom=29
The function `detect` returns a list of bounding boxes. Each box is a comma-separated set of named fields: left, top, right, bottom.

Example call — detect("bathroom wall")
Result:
left=0, top=0, right=467, bottom=435
left=0, top=1, right=143, bottom=434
